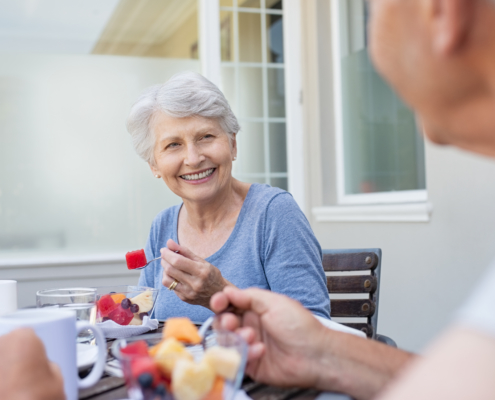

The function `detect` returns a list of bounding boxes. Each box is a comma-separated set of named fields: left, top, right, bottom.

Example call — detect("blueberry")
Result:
left=139, top=312, right=149, bottom=319
left=130, top=304, right=139, bottom=313
left=110, top=291, right=116, bottom=294
left=155, top=383, right=166, bottom=396
left=121, top=298, right=131, bottom=309
left=137, top=372, right=154, bottom=389
left=102, top=317, right=110, bottom=322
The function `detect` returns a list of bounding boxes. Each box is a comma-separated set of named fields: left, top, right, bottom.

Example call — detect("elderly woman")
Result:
left=126, top=72, right=330, bottom=322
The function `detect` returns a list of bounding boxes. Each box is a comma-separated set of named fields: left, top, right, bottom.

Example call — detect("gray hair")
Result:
left=126, top=71, right=240, bottom=165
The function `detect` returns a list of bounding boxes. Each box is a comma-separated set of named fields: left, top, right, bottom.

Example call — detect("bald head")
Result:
left=368, top=0, right=495, bottom=157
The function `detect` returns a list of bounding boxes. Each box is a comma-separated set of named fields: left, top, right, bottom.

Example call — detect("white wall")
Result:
left=0, top=54, right=200, bottom=307
left=303, top=0, right=495, bottom=352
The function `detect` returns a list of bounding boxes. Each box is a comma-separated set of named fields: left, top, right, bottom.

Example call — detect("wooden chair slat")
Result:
left=322, top=252, right=378, bottom=272
left=327, top=275, right=377, bottom=294
left=340, top=323, right=374, bottom=338
left=330, top=299, right=375, bottom=317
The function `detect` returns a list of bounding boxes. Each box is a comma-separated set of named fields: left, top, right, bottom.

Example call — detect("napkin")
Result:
left=98, top=316, right=159, bottom=339
left=314, top=315, right=367, bottom=338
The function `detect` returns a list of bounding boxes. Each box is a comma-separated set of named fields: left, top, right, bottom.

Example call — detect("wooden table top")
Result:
left=78, top=323, right=350, bottom=400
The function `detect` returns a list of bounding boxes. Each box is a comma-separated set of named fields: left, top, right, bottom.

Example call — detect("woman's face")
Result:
left=149, top=113, right=237, bottom=204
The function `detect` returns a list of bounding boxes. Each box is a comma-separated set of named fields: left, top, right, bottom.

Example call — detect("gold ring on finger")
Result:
left=168, top=279, right=179, bottom=291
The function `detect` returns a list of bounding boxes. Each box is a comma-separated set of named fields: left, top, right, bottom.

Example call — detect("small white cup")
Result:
left=0, top=280, right=17, bottom=317
left=0, top=308, right=106, bottom=400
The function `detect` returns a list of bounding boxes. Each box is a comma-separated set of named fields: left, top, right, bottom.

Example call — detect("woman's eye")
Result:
left=203, top=134, right=213, bottom=140
left=166, top=143, right=179, bottom=149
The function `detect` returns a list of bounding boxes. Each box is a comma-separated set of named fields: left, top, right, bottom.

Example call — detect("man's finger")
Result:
left=211, top=291, right=230, bottom=313
left=223, top=287, right=278, bottom=315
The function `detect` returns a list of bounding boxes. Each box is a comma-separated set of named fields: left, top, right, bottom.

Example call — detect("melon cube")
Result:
left=108, top=304, right=134, bottom=325
left=204, top=346, right=242, bottom=381
left=97, top=294, right=118, bottom=318
left=126, top=249, right=147, bottom=270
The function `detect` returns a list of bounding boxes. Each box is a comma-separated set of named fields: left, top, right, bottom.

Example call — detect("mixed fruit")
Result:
left=96, top=290, right=154, bottom=326
left=120, top=318, right=242, bottom=400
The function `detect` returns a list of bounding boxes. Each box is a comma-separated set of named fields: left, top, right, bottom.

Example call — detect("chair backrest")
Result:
left=322, top=248, right=382, bottom=339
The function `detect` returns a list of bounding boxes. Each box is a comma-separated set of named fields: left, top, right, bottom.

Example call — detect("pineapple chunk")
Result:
left=172, top=358, right=215, bottom=400
left=203, top=346, right=241, bottom=381
left=130, top=290, right=154, bottom=313
left=154, top=338, right=193, bottom=375
left=128, top=316, right=142, bottom=326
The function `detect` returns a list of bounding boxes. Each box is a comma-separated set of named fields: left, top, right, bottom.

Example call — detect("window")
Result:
left=219, top=0, right=288, bottom=190
left=332, top=0, right=426, bottom=205
left=0, top=0, right=200, bottom=257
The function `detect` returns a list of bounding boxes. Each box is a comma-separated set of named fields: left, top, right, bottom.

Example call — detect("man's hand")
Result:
left=211, top=287, right=414, bottom=400
left=211, top=287, right=332, bottom=388
left=0, top=328, right=65, bottom=400
left=161, top=239, right=235, bottom=309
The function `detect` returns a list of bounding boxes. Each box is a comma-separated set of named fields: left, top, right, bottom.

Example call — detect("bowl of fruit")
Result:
left=94, top=286, right=159, bottom=326
left=112, top=317, right=247, bottom=400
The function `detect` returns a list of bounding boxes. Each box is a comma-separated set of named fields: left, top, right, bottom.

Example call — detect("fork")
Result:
left=134, top=256, right=161, bottom=270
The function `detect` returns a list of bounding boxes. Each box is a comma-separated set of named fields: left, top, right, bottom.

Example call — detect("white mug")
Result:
left=0, top=308, right=106, bottom=400
left=0, top=280, right=17, bottom=316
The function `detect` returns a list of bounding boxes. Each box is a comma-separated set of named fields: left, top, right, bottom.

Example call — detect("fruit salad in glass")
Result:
left=112, top=318, right=247, bottom=400
left=94, top=286, right=159, bottom=326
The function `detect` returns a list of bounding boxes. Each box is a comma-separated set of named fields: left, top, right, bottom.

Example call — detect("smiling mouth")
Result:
left=180, top=168, right=216, bottom=181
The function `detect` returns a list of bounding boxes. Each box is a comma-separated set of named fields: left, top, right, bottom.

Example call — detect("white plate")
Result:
left=77, top=343, right=99, bottom=372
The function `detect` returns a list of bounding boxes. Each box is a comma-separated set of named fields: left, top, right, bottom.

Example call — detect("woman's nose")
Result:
left=184, top=144, right=205, bottom=166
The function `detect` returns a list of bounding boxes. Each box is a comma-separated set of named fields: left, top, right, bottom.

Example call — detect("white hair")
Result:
left=126, top=71, right=240, bottom=165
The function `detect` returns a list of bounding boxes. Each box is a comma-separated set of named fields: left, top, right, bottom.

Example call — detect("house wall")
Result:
left=0, top=56, right=199, bottom=308
left=302, top=0, right=495, bottom=352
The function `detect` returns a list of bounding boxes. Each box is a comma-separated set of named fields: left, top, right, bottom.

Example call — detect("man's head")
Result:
left=368, top=0, right=495, bottom=157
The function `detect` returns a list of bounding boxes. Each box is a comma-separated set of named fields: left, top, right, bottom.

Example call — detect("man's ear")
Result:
left=431, top=0, right=476, bottom=55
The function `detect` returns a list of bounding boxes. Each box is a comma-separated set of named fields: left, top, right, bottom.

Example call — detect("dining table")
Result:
left=78, top=322, right=353, bottom=400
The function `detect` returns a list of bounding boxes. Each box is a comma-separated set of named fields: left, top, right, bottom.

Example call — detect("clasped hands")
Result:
left=160, top=238, right=233, bottom=309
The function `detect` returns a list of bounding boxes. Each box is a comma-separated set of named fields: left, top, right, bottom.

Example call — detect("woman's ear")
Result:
left=149, top=163, right=161, bottom=179
left=430, top=0, right=475, bottom=55
left=231, top=133, right=238, bottom=160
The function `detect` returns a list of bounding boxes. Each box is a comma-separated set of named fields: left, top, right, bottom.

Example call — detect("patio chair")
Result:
left=323, top=248, right=397, bottom=347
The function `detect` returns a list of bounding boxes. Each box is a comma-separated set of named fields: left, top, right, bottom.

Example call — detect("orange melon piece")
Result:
left=111, top=293, right=126, bottom=304
left=202, top=377, right=224, bottom=400
left=163, top=317, right=201, bottom=345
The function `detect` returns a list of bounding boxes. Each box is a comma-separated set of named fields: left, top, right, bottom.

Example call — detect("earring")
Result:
left=155, top=175, right=160, bottom=178
left=233, top=157, right=237, bottom=161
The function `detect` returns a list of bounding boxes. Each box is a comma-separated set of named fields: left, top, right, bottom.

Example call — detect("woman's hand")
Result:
left=161, top=239, right=234, bottom=309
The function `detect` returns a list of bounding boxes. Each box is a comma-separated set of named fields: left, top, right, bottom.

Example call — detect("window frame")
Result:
left=331, top=0, right=428, bottom=206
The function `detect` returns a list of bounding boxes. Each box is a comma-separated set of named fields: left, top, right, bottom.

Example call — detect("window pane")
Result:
left=238, top=0, right=261, bottom=8
left=239, top=67, right=264, bottom=118
left=269, top=123, right=287, bottom=173
left=266, top=14, right=284, bottom=63
left=221, top=66, right=237, bottom=114
left=0, top=0, right=199, bottom=256
left=220, top=0, right=233, bottom=6
left=235, top=122, right=266, bottom=174
left=339, top=0, right=426, bottom=195
left=266, top=0, right=283, bottom=9
left=239, top=12, right=262, bottom=62
left=271, top=177, right=288, bottom=191
left=220, top=11, right=234, bottom=61
left=267, top=68, right=285, bottom=117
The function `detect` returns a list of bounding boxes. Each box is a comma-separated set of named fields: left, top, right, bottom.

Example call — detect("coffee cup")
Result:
left=0, top=280, right=17, bottom=316
left=0, top=308, right=106, bottom=400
